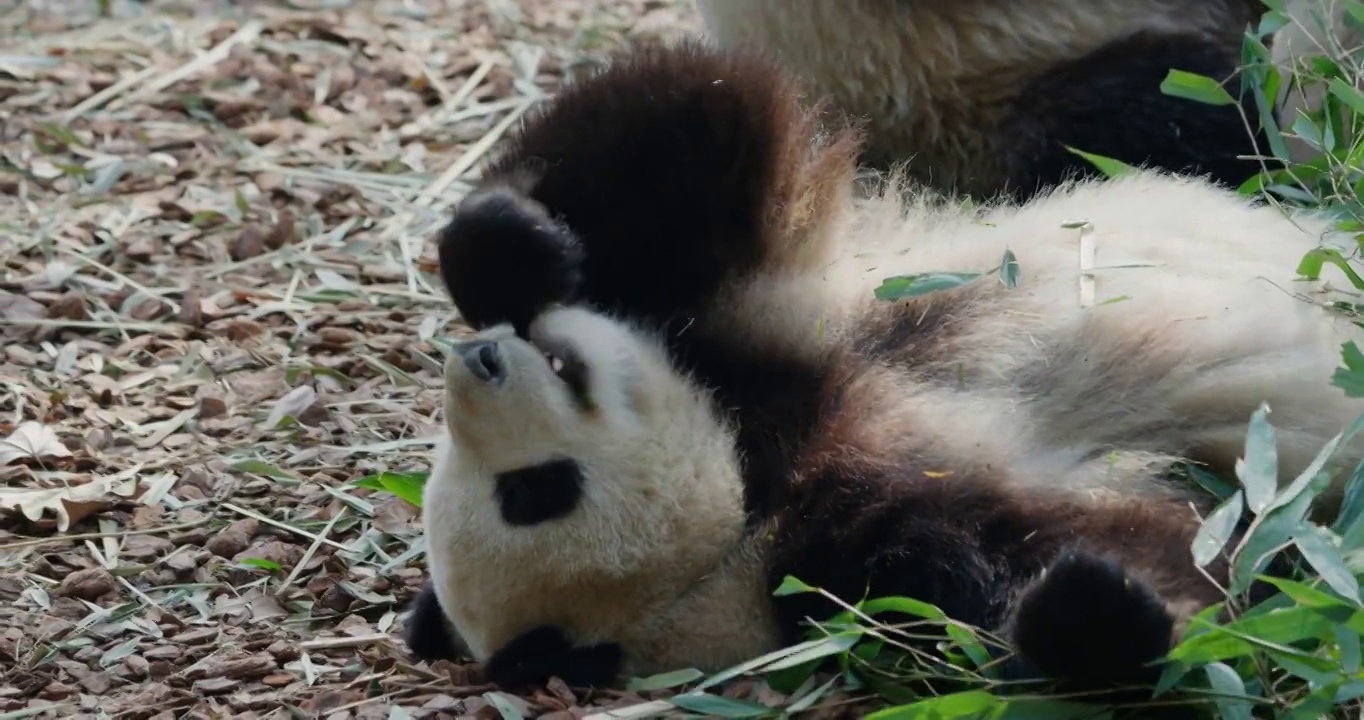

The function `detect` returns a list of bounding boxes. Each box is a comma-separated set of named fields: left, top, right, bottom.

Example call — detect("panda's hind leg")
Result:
left=1004, top=548, right=1181, bottom=698
left=1005, top=30, right=1270, bottom=202
left=987, top=493, right=1262, bottom=703
left=1002, top=542, right=1280, bottom=705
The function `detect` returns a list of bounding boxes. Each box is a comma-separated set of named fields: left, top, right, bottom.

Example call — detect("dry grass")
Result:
left=0, top=1, right=770, bottom=717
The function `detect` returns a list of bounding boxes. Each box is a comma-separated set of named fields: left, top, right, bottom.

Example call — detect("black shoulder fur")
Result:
left=420, top=38, right=1268, bottom=703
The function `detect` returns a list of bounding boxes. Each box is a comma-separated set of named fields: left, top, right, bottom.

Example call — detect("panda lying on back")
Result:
left=404, top=40, right=1364, bottom=697
left=694, top=0, right=1352, bottom=201
left=693, top=0, right=1273, bottom=200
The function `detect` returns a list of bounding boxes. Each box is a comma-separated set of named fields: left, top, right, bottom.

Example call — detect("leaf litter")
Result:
left=0, top=1, right=884, bottom=718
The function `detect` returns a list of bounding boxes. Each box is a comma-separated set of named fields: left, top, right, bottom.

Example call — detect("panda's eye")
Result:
left=544, top=351, right=566, bottom=375
left=536, top=342, right=592, bottom=410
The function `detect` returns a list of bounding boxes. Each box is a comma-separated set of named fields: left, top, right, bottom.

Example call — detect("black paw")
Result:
left=558, top=642, right=625, bottom=688
left=404, top=584, right=465, bottom=663
left=484, top=624, right=622, bottom=690
left=1009, top=549, right=1175, bottom=693
left=438, top=186, right=585, bottom=336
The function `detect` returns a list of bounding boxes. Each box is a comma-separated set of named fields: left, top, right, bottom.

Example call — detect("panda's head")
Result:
left=436, top=306, right=747, bottom=565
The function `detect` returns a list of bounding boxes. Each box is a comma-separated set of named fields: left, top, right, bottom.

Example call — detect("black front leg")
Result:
left=434, top=41, right=856, bottom=334
left=483, top=624, right=623, bottom=690
left=437, top=187, right=586, bottom=336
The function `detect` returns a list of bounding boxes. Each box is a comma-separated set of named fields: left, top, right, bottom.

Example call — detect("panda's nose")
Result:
left=451, top=339, right=506, bottom=385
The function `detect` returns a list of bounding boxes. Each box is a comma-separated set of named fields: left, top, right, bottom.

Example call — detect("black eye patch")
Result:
left=494, top=458, right=585, bottom=526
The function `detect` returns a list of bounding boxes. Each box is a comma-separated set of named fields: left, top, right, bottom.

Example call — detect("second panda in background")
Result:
left=694, top=0, right=1343, bottom=201
left=1272, top=0, right=1364, bottom=163
left=407, top=38, right=1364, bottom=699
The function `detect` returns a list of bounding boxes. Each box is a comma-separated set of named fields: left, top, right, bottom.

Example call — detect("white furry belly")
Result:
left=826, top=172, right=1364, bottom=499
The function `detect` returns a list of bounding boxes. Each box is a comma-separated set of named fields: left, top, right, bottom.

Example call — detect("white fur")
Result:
left=423, top=308, right=782, bottom=676
left=421, top=169, right=1364, bottom=682
left=809, top=169, right=1364, bottom=505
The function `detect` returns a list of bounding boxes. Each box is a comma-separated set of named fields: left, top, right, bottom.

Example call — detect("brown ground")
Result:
left=0, top=1, right=885, bottom=718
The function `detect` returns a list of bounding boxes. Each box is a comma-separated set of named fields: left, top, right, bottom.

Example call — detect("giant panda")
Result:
left=692, top=0, right=1346, bottom=201
left=403, top=39, right=1364, bottom=699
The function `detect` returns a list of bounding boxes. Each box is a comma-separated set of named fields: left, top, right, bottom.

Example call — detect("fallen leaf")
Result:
left=265, top=384, right=329, bottom=427
left=0, top=421, right=74, bottom=465
left=0, top=473, right=140, bottom=532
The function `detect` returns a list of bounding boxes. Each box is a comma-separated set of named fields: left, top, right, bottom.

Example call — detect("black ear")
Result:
left=437, top=186, right=586, bottom=335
